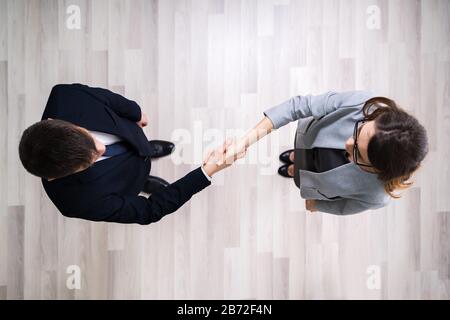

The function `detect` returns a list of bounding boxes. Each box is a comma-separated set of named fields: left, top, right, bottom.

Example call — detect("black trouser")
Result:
left=294, top=134, right=301, bottom=188
left=294, top=135, right=315, bottom=188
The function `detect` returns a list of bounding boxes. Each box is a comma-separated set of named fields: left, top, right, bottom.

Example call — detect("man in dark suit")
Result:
left=18, top=83, right=239, bottom=225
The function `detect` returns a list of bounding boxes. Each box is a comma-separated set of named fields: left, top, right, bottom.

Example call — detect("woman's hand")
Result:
left=305, top=199, right=317, bottom=213
left=136, top=112, right=148, bottom=128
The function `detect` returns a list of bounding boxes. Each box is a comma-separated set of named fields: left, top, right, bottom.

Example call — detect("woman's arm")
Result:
left=219, top=92, right=340, bottom=164
left=217, top=116, right=274, bottom=165
left=242, top=116, right=274, bottom=148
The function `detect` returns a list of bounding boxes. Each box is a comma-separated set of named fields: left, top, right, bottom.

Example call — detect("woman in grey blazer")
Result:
left=224, top=91, right=429, bottom=215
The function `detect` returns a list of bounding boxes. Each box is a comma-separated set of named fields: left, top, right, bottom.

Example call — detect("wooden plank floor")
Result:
left=0, top=0, right=449, bottom=299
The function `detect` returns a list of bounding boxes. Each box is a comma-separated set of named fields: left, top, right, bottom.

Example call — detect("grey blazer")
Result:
left=264, top=91, right=391, bottom=215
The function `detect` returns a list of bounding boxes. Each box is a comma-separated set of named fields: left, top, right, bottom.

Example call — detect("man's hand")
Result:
left=305, top=199, right=317, bottom=213
left=136, top=112, right=148, bottom=128
left=202, top=138, right=247, bottom=177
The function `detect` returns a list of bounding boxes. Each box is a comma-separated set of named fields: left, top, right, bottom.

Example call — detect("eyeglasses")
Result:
left=353, top=119, right=373, bottom=168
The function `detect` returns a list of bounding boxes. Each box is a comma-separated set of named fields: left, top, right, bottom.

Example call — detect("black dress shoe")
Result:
left=142, top=175, right=170, bottom=194
left=279, top=149, right=295, bottom=164
left=278, top=164, right=294, bottom=178
left=149, top=140, right=175, bottom=158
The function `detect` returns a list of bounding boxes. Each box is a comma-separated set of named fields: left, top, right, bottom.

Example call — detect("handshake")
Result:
left=201, top=138, right=248, bottom=178
left=200, top=117, right=275, bottom=178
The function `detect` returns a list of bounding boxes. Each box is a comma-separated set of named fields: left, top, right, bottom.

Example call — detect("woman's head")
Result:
left=346, top=97, right=429, bottom=198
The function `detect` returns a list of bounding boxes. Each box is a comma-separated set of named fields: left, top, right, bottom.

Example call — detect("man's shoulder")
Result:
left=45, top=84, right=78, bottom=105
left=42, top=83, right=98, bottom=120
left=41, top=177, right=101, bottom=219
left=49, top=83, right=88, bottom=100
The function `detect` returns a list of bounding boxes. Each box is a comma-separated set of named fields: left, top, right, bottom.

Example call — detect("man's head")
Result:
left=19, top=119, right=105, bottom=180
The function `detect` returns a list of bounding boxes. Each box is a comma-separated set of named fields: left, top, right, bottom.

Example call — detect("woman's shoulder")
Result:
left=331, top=90, right=377, bottom=108
left=353, top=188, right=391, bottom=207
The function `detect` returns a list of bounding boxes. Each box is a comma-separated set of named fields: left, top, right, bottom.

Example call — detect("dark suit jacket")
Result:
left=41, top=83, right=211, bottom=225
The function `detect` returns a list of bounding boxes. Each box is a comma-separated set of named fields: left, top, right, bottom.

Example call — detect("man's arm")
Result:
left=78, top=139, right=245, bottom=225
left=81, top=167, right=211, bottom=225
left=70, top=83, right=142, bottom=122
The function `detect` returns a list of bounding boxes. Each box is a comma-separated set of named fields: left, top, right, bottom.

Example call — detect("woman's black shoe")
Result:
left=279, top=149, right=295, bottom=164
left=278, top=164, right=294, bottom=178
